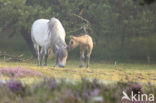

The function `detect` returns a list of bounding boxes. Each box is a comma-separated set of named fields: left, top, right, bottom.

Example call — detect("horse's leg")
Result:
left=79, top=49, right=85, bottom=68
left=33, top=44, right=38, bottom=64
left=44, top=49, right=48, bottom=66
left=34, top=44, right=41, bottom=66
left=39, top=48, right=44, bottom=66
left=86, top=48, right=92, bottom=68
left=54, top=54, right=58, bottom=67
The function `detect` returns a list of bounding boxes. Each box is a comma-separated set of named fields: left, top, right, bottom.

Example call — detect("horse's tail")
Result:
left=36, top=45, right=40, bottom=57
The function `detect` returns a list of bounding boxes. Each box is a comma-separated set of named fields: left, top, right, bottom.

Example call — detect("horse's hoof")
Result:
left=79, top=65, right=84, bottom=68
left=37, top=64, right=41, bottom=66
left=53, top=65, right=58, bottom=68
left=59, top=65, right=65, bottom=68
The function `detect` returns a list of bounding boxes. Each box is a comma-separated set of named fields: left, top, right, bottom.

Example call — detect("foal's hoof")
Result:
left=86, top=65, right=89, bottom=68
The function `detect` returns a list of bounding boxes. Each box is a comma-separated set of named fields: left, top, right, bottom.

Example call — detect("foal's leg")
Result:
left=79, top=50, right=85, bottom=68
left=86, top=49, right=92, bottom=68
left=86, top=53, right=90, bottom=68
left=39, top=48, right=44, bottom=66
left=44, top=49, right=48, bottom=66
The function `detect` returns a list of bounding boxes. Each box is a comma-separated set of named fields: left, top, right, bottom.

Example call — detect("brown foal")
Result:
left=68, top=34, right=93, bottom=68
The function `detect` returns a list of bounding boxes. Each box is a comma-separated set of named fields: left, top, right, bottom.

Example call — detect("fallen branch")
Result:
left=72, top=13, right=90, bottom=24
left=0, top=52, right=31, bottom=62
left=66, top=26, right=83, bottom=34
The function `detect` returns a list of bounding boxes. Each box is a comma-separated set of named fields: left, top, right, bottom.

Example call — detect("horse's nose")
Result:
left=59, top=65, right=65, bottom=68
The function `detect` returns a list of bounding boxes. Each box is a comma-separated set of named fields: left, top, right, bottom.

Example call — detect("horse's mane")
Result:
left=48, top=17, right=67, bottom=48
left=48, top=18, right=55, bottom=35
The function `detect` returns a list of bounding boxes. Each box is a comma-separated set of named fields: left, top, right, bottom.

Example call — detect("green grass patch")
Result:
left=0, top=59, right=156, bottom=85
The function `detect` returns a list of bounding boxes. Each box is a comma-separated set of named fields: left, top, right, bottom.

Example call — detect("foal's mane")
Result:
left=72, top=33, right=88, bottom=37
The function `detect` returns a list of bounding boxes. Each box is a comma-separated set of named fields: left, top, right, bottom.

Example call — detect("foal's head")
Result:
left=68, top=36, right=79, bottom=50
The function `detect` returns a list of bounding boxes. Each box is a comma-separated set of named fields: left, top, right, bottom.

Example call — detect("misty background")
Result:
left=0, top=0, right=156, bottom=63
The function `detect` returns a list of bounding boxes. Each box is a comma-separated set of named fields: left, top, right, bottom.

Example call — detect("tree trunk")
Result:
left=21, top=27, right=37, bottom=57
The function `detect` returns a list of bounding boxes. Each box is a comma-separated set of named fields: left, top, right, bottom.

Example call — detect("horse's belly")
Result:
left=35, top=35, right=50, bottom=47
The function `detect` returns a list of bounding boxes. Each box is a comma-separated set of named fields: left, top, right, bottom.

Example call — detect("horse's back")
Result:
left=31, top=19, right=50, bottom=47
left=81, top=34, right=93, bottom=52
left=80, top=34, right=93, bottom=47
left=72, top=34, right=93, bottom=50
left=31, top=18, right=66, bottom=48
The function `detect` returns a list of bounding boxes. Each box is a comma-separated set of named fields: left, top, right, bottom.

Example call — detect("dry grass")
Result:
left=0, top=60, right=156, bottom=85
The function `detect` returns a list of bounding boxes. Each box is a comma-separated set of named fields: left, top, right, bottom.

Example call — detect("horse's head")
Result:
left=68, top=36, right=78, bottom=51
left=56, top=45, right=68, bottom=67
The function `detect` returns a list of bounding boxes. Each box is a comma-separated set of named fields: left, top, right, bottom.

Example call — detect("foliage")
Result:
left=0, top=0, right=156, bottom=61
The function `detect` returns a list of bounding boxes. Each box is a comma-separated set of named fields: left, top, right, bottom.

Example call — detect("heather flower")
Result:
left=73, top=90, right=81, bottom=99
left=82, top=89, right=90, bottom=99
left=92, top=79, right=98, bottom=88
left=111, top=90, right=120, bottom=101
left=49, top=80, right=56, bottom=91
left=7, top=80, right=24, bottom=94
left=57, top=89, right=75, bottom=103
left=64, top=89, right=74, bottom=98
left=91, top=88, right=100, bottom=96
left=130, top=83, right=142, bottom=94
left=0, top=67, right=42, bottom=77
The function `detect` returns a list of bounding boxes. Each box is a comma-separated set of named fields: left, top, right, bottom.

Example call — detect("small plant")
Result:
left=7, top=80, right=25, bottom=95
left=0, top=78, right=155, bottom=103
left=0, top=67, right=42, bottom=77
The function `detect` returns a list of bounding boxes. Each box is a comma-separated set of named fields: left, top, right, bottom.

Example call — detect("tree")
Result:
left=0, top=0, right=156, bottom=61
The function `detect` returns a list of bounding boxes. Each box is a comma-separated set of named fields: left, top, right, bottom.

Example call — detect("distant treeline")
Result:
left=0, top=0, right=156, bottom=61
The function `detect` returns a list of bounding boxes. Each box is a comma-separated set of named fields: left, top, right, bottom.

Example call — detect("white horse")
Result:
left=31, top=17, right=68, bottom=67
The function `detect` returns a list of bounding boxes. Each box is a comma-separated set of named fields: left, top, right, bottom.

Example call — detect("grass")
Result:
left=0, top=59, right=156, bottom=85
left=0, top=34, right=156, bottom=84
